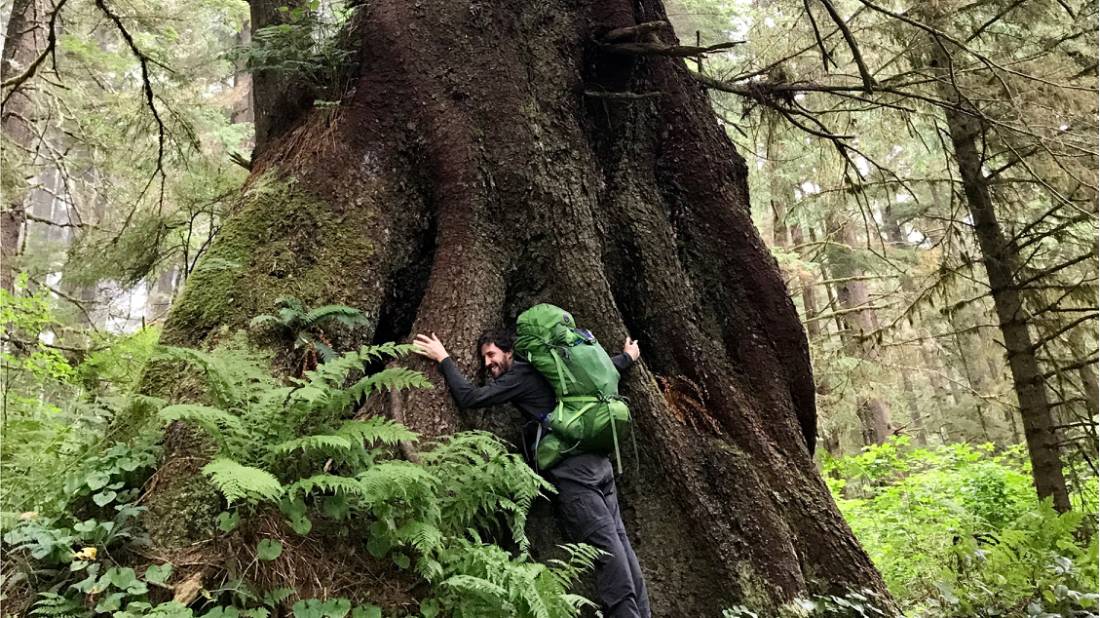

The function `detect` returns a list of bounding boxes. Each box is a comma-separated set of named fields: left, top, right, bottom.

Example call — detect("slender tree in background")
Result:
left=824, top=199, right=891, bottom=445
left=688, top=0, right=1096, bottom=508
left=927, top=38, right=1071, bottom=512
left=1, top=0, right=44, bottom=293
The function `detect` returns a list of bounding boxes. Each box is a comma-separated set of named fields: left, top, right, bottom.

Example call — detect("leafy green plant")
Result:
left=229, top=0, right=360, bottom=99
left=248, top=296, right=370, bottom=372
left=826, top=438, right=1099, bottom=616
left=154, top=337, right=597, bottom=617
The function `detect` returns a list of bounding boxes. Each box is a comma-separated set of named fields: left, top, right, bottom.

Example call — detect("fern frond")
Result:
left=277, top=306, right=305, bottom=330
left=337, top=417, right=418, bottom=447
left=159, top=404, right=244, bottom=447
left=421, top=431, right=550, bottom=546
left=396, top=521, right=444, bottom=554
left=249, top=314, right=283, bottom=331
left=355, top=342, right=417, bottom=361
left=285, top=474, right=366, bottom=499
left=347, top=367, right=432, bottom=401
left=357, top=461, right=439, bottom=509
left=154, top=344, right=276, bottom=410
left=303, top=304, right=369, bottom=328
left=274, top=296, right=305, bottom=313
left=272, top=434, right=353, bottom=456
left=30, top=592, right=88, bottom=617
left=441, top=574, right=512, bottom=606
left=547, top=543, right=604, bottom=588
left=310, top=336, right=337, bottom=363
left=202, top=458, right=284, bottom=505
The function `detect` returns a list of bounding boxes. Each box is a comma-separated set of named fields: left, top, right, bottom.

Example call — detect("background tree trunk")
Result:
left=825, top=212, right=891, bottom=445
left=929, top=40, right=1070, bottom=512
left=1, top=0, right=43, bottom=293
left=145, top=0, right=890, bottom=612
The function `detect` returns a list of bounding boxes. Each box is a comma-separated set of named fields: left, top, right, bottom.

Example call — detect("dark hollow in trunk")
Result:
left=149, top=0, right=890, bottom=612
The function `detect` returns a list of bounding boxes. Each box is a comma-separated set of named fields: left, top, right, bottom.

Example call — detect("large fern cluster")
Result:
left=156, top=340, right=596, bottom=617
left=434, top=539, right=602, bottom=618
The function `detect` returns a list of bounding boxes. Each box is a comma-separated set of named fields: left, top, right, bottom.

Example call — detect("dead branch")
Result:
left=816, top=0, right=876, bottom=92
left=93, top=0, right=167, bottom=213
left=583, top=90, right=663, bottom=100
left=229, top=151, right=252, bottom=171
left=601, top=21, right=669, bottom=43
left=603, top=40, right=744, bottom=58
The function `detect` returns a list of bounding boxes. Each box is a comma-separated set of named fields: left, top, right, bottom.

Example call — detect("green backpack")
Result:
left=514, top=304, right=632, bottom=473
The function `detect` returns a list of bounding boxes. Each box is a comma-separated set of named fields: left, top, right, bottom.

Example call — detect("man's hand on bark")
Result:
left=413, top=333, right=450, bottom=362
left=624, top=336, right=640, bottom=361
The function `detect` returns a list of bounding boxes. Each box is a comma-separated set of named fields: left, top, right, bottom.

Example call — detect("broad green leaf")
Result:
left=256, top=539, right=283, bottom=561
left=145, top=562, right=173, bottom=585
left=86, top=471, right=110, bottom=491
left=216, top=510, right=240, bottom=533
left=93, top=490, right=117, bottom=506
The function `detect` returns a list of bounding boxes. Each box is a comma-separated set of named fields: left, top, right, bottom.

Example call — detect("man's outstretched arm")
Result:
left=612, top=336, right=641, bottom=373
left=412, top=333, right=524, bottom=409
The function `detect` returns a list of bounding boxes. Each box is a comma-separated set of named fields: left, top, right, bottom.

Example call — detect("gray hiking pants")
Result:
left=548, top=454, right=651, bottom=618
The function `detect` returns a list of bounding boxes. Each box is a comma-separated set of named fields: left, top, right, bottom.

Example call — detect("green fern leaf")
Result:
left=441, top=574, right=512, bottom=605
left=285, top=474, right=366, bottom=499
left=337, top=417, right=418, bottom=446
left=273, top=434, right=353, bottom=456
left=202, top=458, right=284, bottom=505
left=274, top=296, right=305, bottom=313
left=397, top=521, right=444, bottom=553
left=249, top=314, right=283, bottom=330
left=303, top=304, right=368, bottom=328
left=358, top=462, right=440, bottom=506
left=159, top=404, right=244, bottom=447
left=347, top=367, right=432, bottom=401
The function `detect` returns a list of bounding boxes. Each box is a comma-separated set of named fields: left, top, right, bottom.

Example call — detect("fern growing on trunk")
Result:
left=152, top=339, right=596, bottom=617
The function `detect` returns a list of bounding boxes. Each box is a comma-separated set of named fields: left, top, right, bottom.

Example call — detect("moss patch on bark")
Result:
left=162, top=175, right=378, bottom=348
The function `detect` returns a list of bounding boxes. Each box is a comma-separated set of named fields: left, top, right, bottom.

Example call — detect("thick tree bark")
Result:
left=1, top=0, right=43, bottom=293
left=929, top=42, right=1070, bottom=512
left=146, top=1, right=889, bottom=612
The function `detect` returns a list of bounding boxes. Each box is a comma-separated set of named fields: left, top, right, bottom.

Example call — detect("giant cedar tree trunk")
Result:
left=149, top=1, right=888, bottom=612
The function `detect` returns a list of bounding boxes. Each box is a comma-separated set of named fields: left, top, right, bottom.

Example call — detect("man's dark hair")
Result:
left=476, top=328, right=514, bottom=354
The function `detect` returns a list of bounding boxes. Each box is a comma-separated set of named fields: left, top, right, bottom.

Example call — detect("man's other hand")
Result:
left=413, top=333, right=450, bottom=362
left=624, top=336, right=640, bottom=361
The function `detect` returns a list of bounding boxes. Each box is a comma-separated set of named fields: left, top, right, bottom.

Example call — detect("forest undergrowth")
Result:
left=3, top=293, right=1097, bottom=617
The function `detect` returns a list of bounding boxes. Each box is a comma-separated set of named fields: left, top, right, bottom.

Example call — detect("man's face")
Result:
left=481, top=343, right=513, bottom=379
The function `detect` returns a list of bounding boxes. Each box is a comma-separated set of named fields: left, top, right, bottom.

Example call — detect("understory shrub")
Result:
left=825, top=437, right=1099, bottom=617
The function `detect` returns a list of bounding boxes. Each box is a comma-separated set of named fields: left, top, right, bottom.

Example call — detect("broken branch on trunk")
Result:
left=603, top=39, right=744, bottom=58
left=584, top=89, right=663, bottom=100
left=601, top=21, right=670, bottom=43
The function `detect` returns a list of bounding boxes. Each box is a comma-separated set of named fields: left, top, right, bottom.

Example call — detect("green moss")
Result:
left=163, top=174, right=377, bottom=347
left=142, top=465, right=223, bottom=549
left=734, top=561, right=779, bottom=612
